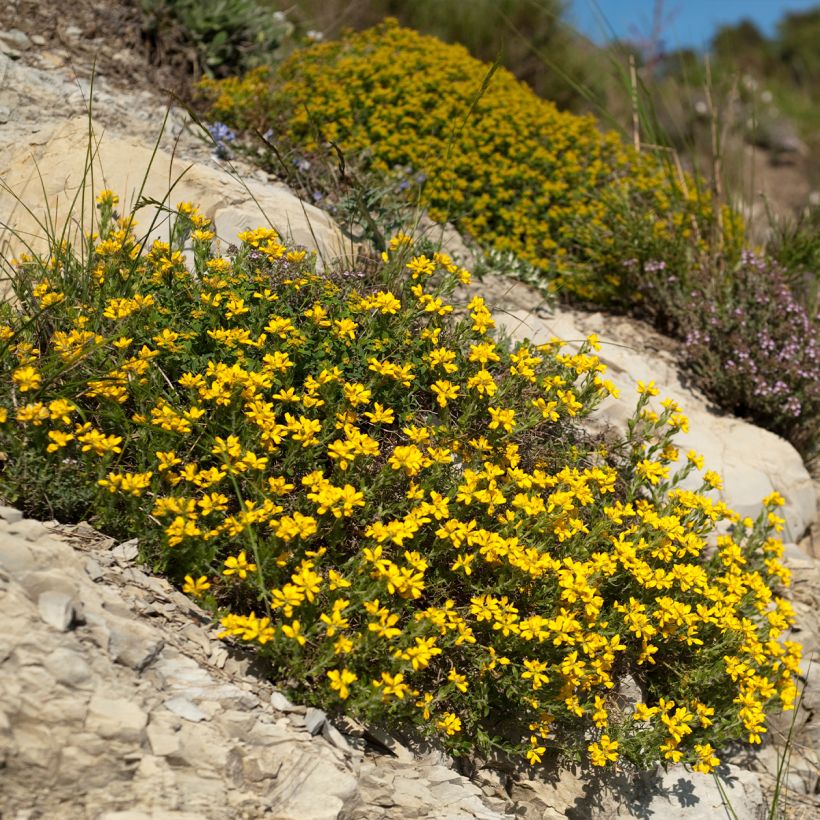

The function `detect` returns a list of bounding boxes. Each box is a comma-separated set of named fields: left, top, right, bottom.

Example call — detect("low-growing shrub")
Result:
left=558, top=185, right=817, bottom=461
left=681, top=252, right=820, bottom=462
left=198, top=20, right=733, bottom=303
left=0, top=192, right=800, bottom=772
left=138, top=0, right=296, bottom=78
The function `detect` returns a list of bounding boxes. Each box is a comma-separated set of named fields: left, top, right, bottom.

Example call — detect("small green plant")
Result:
left=0, top=173, right=802, bottom=773
left=767, top=205, right=820, bottom=321
left=138, top=0, right=296, bottom=78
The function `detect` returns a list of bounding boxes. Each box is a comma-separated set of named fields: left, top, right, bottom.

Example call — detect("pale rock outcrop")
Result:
left=0, top=116, right=353, bottom=271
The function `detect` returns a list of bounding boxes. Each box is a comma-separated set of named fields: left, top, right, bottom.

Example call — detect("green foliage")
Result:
left=768, top=206, right=820, bottom=319
left=0, top=186, right=802, bottom=772
left=138, top=0, right=296, bottom=77
left=200, top=21, right=725, bottom=305
left=283, top=0, right=593, bottom=110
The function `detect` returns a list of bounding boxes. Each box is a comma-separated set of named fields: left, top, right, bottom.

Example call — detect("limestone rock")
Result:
left=43, top=647, right=93, bottom=687
left=163, top=696, right=207, bottom=723
left=0, top=28, right=31, bottom=53
left=86, top=694, right=148, bottom=742
left=38, top=590, right=82, bottom=631
left=108, top=617, right=164, bottom=671
left=0, top=117, right=352, bottom=274
left=304, top=706, right=327, bottom=735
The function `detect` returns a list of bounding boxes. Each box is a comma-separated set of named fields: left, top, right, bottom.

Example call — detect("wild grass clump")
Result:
left=0, top=189, right=801, bottom=772
left=198, top=19, right=731, bottom=304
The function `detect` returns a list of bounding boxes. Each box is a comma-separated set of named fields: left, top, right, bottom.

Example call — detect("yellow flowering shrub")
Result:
left=199, top=19, right=733, bottom=302
left=0, top=192, right=800, bottom=771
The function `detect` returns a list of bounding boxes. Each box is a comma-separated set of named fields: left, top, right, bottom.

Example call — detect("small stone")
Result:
left=146, top=722, right=181, bottom=757
left=208, top=645, right=228, bottom=668
left=322, top=720, right=352, bottom=753
left=181, top=623, right=212, bottom=656
left=112, top=538, right=139, bottom=565
left=304, top=706, right=326, bottom=735
left=270, top=690, right=299, bottom=712
left=217, top=709, right=257, bottom=737
left=0, top=29, right=31, bottom=52
left=108, top=621, right=163, bottom=672
left=64, top=25, right=83, bottom=39
left=37, top=50, right=66, bottom=69
left=84, top=557, right=104, bottom=581
left=164, top=696, right=207, bottom=722
left=223, top=655, right=250, bottom=677
left=30, top=34, right=46, bottom=46
left=38, top=590, right=81, bottom=631
left=0, top=106, right=9, bottom=125
left=43, top=647, right=92, bottom=687
left=86, top=694, right=148, bottom=742
left=0, top=504, right=23, bottom=523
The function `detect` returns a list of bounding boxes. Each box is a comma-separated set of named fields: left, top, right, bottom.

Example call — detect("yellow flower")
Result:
left=488, top=405, right=516, bottom=433
left=588, top=735, right=619, bottom=766
left=281, top=620, right=307, bottom=646
left=435, top=712, right=462, bottom=735
left=762, top=491, right=785, bottom=507
left=333, top=318, right=358, bottom=340
left=467, top=369, right=497, bottom=396
left=77, top=429, right=123, bottom=456
left=636, top=459, right=669, bottom=486
left=451, top=553, right=475, bottom=576
left=327, top=668, right=358, bottom=699
left=223, top=550, right=257, bottom=579
left=692, top=743, right=720, bottom=774
left=183, top=575, right=211, bottom=597
left=704, top=470, right=723, bottom=490
left=12, top=366, right=41, bottom=392
left=373, top=671, right=410, bottom=700
left=96, top=189, right=119, bottom=206
left=46, top=430, right=74, bottom=452
left=447, top=668, right=469, bottom=693
left=363, top=403, right=395, bottom=424
left=343, top=382, right=372, bottom=407
left=388, top=444, right=426, bottom=476
left=431, top=379, right=460, bottom=408
left=527, top=736, right=546, bottom=765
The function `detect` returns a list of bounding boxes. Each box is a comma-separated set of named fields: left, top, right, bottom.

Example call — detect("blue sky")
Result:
left=569, top=0, right=820, bottom=51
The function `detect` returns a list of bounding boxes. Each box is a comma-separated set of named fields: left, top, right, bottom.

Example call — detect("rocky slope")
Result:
left=2, top=504, right=818, bottom=819
left=1, top=29, right=818, bottom=820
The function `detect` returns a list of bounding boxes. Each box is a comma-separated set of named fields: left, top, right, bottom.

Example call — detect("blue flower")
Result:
left=208, top=122, right=236, bottom=144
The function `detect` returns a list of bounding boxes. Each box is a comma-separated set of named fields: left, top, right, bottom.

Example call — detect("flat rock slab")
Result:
left=0, top=115, right=354, bottom=272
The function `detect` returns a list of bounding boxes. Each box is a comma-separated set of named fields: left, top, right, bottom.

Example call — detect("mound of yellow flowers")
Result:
left=199, top=19, right=737, bottom=301
left=0, top=192, right=798, bottom=771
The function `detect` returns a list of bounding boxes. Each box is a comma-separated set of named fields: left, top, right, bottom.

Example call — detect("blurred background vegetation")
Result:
left=137, top=0, right=819, bottom=233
